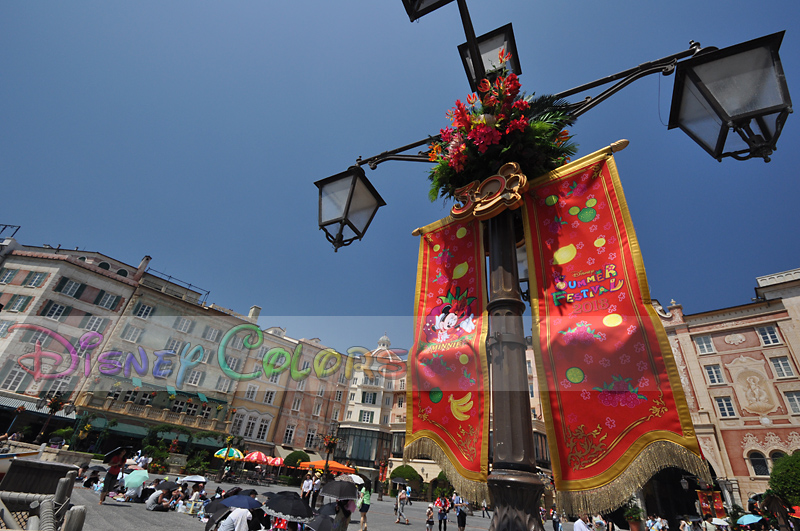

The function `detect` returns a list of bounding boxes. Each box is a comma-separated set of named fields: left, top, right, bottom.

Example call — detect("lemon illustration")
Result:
left=594, top=238, right=606, bottom=247
left=586, top=198, right=598, bottom=208
left=433, top=244, right=441, bottom=252
left=456, top=227, right=468, bottom=239
left=603, top=314, right=623, bottom=327
left=566, top=367, right=585, bottom=384
left=452, top=261, right=469, bottom=279
left=552, top=244, right=577, bottom=265
left=545, top=195, right=559, bottom=206
left=568, top=206, right=580, bottom=215
left=459, top=353, right=470, bottom=365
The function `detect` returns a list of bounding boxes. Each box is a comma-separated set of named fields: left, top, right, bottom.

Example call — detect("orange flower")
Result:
left=428, top=143, right=442, bottom=162
left=466, top=93, right=478, bottom=105
left=498, top=48, right=512, bottom=65
left=556, top=130, right=570, bottom=146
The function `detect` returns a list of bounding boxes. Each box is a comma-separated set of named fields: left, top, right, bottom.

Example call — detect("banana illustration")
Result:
left=449, top=392, right=473, bottom=421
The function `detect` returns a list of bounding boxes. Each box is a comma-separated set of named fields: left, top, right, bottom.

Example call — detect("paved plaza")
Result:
left=70, top=478, right=574, bottom=531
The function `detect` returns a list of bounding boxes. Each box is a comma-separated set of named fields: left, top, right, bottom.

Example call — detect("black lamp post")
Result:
left=668, top=31, right=792, bottom=162
left=458, top=23, right=521, bottom=92
left=33, top=395, right=75, bottom=444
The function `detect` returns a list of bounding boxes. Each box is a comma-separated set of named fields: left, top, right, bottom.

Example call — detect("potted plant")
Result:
left=624, top=501, right=644, bottom=531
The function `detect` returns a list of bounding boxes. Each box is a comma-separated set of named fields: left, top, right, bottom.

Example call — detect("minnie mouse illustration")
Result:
left=423, top=287, right=477, bottom=343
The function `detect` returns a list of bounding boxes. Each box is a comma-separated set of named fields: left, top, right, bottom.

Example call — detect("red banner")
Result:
left=522, top=147, right=707, bottom=514
left=405, top=216, right=490, bottom=497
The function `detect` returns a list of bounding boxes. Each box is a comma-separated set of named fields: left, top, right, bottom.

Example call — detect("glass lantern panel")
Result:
left=319, top=175, right=355, bottom=224
left=347, top=176, right=380, bottom=234
left=464, top=34, right=510, bottom=79
left=694, top=46, right=784, bottom=119
left=678, top=81, right=724, bottom=153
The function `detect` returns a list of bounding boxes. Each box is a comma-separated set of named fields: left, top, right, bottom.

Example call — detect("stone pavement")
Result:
left=70, top=477, right=575, bottom=531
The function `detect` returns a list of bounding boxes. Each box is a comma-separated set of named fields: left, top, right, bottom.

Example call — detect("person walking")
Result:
left=427, top=504, right=435, bottom=531
left=452, top=491, right=467, bottom=531
left=396, top=486, right=409, bottom=524
left=99, top=448, right=127, bottom=504
left=301, top=474, right=313, bottom=505
left=358, top=483, right=371, bottom=531
left=575, top=514, right=592, bottom=531
left=435, top=493, right=451, bottom=531
left=552, top=508, right=561, bottom=531
left=311, top=473, right=322, bottom=509
left=482, top=499, right=487, bottom=518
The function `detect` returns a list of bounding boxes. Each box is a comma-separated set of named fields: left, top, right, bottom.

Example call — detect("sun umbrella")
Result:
left=124, top=469, right=150, bottom=489
left=348, top=474, right=364, bottom=485
left=244, top=451, right=269, bottom=464
left=391, top=477, right=407, bottom=485
left=712, top=519, right=729, bottom=527
left=263, top=492, right=315, bottom=523
left=684, top=516, right=702, bottom=523
left=157, top=481, right=180, bottom=492
left=789, top=506, right=800, bottom=519
left=306, top=514, right=334, bottom=531
left=271, top=457, right=284, bottom=466
left=221, top=494, right=263, bottom=509
left=205, top=507, right=232, bottom=531
left=320, top=479, right=359, bottom=501
left=737, top=515, right=763, bottom=525
left=183, top=475, right=208, bottom=483
left=214, top=447, right=245, bottom=461
left=103, top=446, right=133, bottom=463
left=317, top=502, right=338, bottom=517
left=88, top=465, right=107, bottom=472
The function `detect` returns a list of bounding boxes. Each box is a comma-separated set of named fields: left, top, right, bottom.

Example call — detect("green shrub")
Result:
left=391, top=465, right=422, bottom=483
left=769, top=450, right=800, bottom=506
left=285, top=451, right=310, bottom=468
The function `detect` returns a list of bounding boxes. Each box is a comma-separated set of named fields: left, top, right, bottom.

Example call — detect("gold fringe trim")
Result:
left=556, top=441, right=711, bottom=516
left=404, top=437, right=489, bottom=503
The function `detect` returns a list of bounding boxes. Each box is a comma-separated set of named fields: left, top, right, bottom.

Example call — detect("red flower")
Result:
left=439, top=127, right=454, bottom=143
left=467, top=124, right=502, bottom=153
left=512, top=100, right=530, bottom=112
left=505, top=117, right=528, bottom=135
left=505, top=74, right=521, bottom=98
left=447, top=100, right=472, bottom=130
left=478, top=79, right=491, bottom=93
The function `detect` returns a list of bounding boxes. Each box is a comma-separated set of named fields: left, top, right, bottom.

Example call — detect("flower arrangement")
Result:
left=427, top=49, right=577, bottom=202
left=15, top=406, right=25, bottom=414
left=168, top=394, right=176, bottom=400
left=217, top=404, right=224, bottom=411
left=322, top=434, right=340, bottom=449
left=168, top=438, right=179, bottom=453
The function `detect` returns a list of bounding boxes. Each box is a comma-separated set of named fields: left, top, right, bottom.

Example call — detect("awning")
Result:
left=131, top=377, right=143, bottom=388
left=274, top=446, right=296, bottom=459
left=306, top=451, right=322, bottom=461
left=166, top=385, right=177, bottom=395
left=197, top=392, right=208, bottom=403
left=0, top=393, right=77, bottom=420
left=90, top=418, right=149, bottom=437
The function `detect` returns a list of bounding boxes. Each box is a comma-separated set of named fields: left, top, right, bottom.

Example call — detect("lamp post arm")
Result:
left=355, top=136, right=438, bottom=170
left=554, top=40, right=712, bottom=118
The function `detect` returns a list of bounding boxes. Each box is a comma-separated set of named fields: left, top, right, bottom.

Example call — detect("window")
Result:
left=203, top=327, right=221, bottom=342
left=313, top=402, right=322, bottom=416
left=292, top=397, right=302, bottom=411
left=283, top=424, right=296, bottom=445
left=135, top=304, right=154, bottom=319
left=245, top=384, right=258, bottom=401
left=757, top=326, right=781, bottom=346
left=47, top=375, right=72, bottom=398
left=1, top=367, right=26, bottom=392
left=264, top=390, right=275, bottom=405
left=397, top=396, right=404, bottom=408
left=27, top=329, right=51, bottom=346
left=386, top=379, right=393, bottom=390
left=297, top=378, right=306, bottom=392
left=383, top=415, right=389, bottom=424
left=165, top=338, right=187, bottom=354
left=786, top=391, right=800, bottom=414
left=256, top=346, right=268, bottom=360
left=26, top=272, right=47, bottom=287
left=770, top=451, right=786, bottom=466
left=268, top=372, right=280, bottom=384
left=123, top=390, right=138, bottom=403
left=154, top=358, right=173, bottom=378
left=186, top=370, right=203, bottom=386
left=318, top=385, right=325, bottom=397
left=749, top=451, right=770, bottom=476
left=305, top=430, right=317, bottom=448
left=200, top=404, right=212, bottom=418
left=705, top=364, right=724, bottom=384
left=138, top=393, right=153, bottom=406
left=346, top=410, right=352, bottom=420
left=362, top=392, right=377, bottom=405
left=696, top=336, right=714, bottom=354
left=335, top=390, right=343, bottom=402
left=0, top=268, right=18, bottom=284
left=97, top=293, right=118, bottom=310
left=349, top=392, right=355, bottom=401
left=226, top=357, right=241, bottom=372
left=399, top=379, right=405, bottom=390
left=231, top=413, right=245, bottom=434
left=7, top=295, right=32, bottom=312
left=715, top=396, right=736, bottom=417
left=256, top=419, right=271, bottom=440
left=175, top=317, right=192, bottom=333
left=332, top=407, right=340, bottom=421
left=527, top=360, right=532, bottom=373
left=85, top=316, right=106, bottom=332
left=0, top=320, right=13, bottom=337
left=385, top=397, right=391, bottom=406
left=243, top=416, right=257, bottom=438
left=185, top=403, right=199, bottom=416
left=171, top=400, right=186, bottom=413
left=338, top=373, right=348, bottom=385
left=61, top=280, right=81, bottom=297
left=529, top=383, right=535, bottom=397
left=771, top=357, right=794, bottom=378
left=229, top=335, right=244, bottom=350
left=122, top=325, right=143, bottom=343
left=45, top=303, right=66, bottom=320
left=215, top=376, right=232, bottom=393
left=107, top=388, right=122, bottom=401
left=359, top=410, right=374, bottom=423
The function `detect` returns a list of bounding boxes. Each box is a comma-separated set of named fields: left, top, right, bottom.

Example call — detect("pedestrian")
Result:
left=482, top=499, right=488, bottom=518
left=311, top=472, right=322, bottom=509
left=358, top=483, right=371, bottom=531
left=435, top=493, right=451, bottom=531
left=452, top=491, right=467, bottom=531
left=552, top=508, right=561, bottom=531
left=301, top=474, right=313, bottom=504
left=427, top=504, right=435, bottom=531
left=396, top=486, right=409, bottom=525
left=574, top=514, right=592, bottom=531
left=701, top=515, right=717, bottom=531
left=406, top=485, right=412, bottom=506
left=333, top=499, right=355, bottom=531
left=99, top=448, right=127, bottom=504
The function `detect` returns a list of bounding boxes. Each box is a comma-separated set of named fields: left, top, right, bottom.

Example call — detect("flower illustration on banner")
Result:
left=627, top=325, right=637, bottom=335
left=581, top=389, right=591, bottom=400
left=638, top=376, right=650, bottom=388
left=634, top=342, right=646, bottom=353
left=560, top=379, right=572, bottom=389
left=619, top=354, right=631, bottom=364
left=637, top=361, right=648, bottom=372
left=594, top=375, right=647, bottom=408
left=599, top=358, right=611, bottom=368
left=584, top=354, right=594, bottom=365
left=605, top=417, right=616, bottom=429
left=560, top=322, right=603, bottom=345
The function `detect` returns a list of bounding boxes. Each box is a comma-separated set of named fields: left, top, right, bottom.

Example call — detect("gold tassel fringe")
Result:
left=404, top=436, right=489, bottom=503
left=556, top=440, right=711, bottom=516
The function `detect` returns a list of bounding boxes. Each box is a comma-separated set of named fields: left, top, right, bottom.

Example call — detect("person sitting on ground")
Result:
left=218, top=507, right=252, bottom=531
left=145, top=487, right=172, bottom=511
left=83, top=470, right=100, bottom=489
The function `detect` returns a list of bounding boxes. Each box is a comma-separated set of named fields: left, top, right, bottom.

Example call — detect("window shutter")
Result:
left=188, top=320, right=196, bottom=334
left=20, top=329, right=33, bottom=343
left=173, top=316, right=182, bottom=329
left=54, top=277, right=68, bottom=293
left=132, top=302, right=141, bottom=316
left=6, top=295, right=18, bottom=311
left=198, top=372, right=206, bottom=387
left=149, top=305, right=157, bottom=316
left=202, top=325, right=209, bottom=339
left=93, top=290, right=106, bottom=305
left=41, top=301, right=53, bottom=317
left=79, top=313, right=92, bottom=328
left=74, top=284, right=87, bottom=300
left=59, top=306, right=73, bottom=322
left=112, top=295, right=121, bottom=311
left=22, top=272, right=34, bottom=285
left=18, top=296, right=32, bottom=312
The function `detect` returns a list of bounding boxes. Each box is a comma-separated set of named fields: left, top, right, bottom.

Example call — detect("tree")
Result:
left=391, top=465, right=422, bottom=483
left=768, top=450, right=800, bottom=506
left=285, top=450, right=310, bottom=469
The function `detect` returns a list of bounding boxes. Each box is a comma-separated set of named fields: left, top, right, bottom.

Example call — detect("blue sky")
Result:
left=2, top=1, right=799, bottom=354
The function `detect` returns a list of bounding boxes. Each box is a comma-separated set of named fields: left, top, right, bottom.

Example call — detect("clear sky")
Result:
left=2, top=1, right=799, bottom=354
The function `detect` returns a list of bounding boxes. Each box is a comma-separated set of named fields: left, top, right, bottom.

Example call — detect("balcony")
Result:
left=76, top=392, right=229, bottom=432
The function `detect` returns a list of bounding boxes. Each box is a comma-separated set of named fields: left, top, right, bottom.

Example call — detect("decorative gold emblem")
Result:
left=450, top=162, right=528, bottom=221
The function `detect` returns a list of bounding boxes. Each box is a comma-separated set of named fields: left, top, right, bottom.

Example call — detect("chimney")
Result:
left=248, top=305, right=261, bottom=323
left=134, top=255, right=152, bottom=281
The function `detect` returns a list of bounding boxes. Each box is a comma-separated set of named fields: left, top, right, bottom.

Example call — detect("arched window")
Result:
left=770, top=451, right=786, bottom=466
left=749, top=451, right=770, bottom=476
